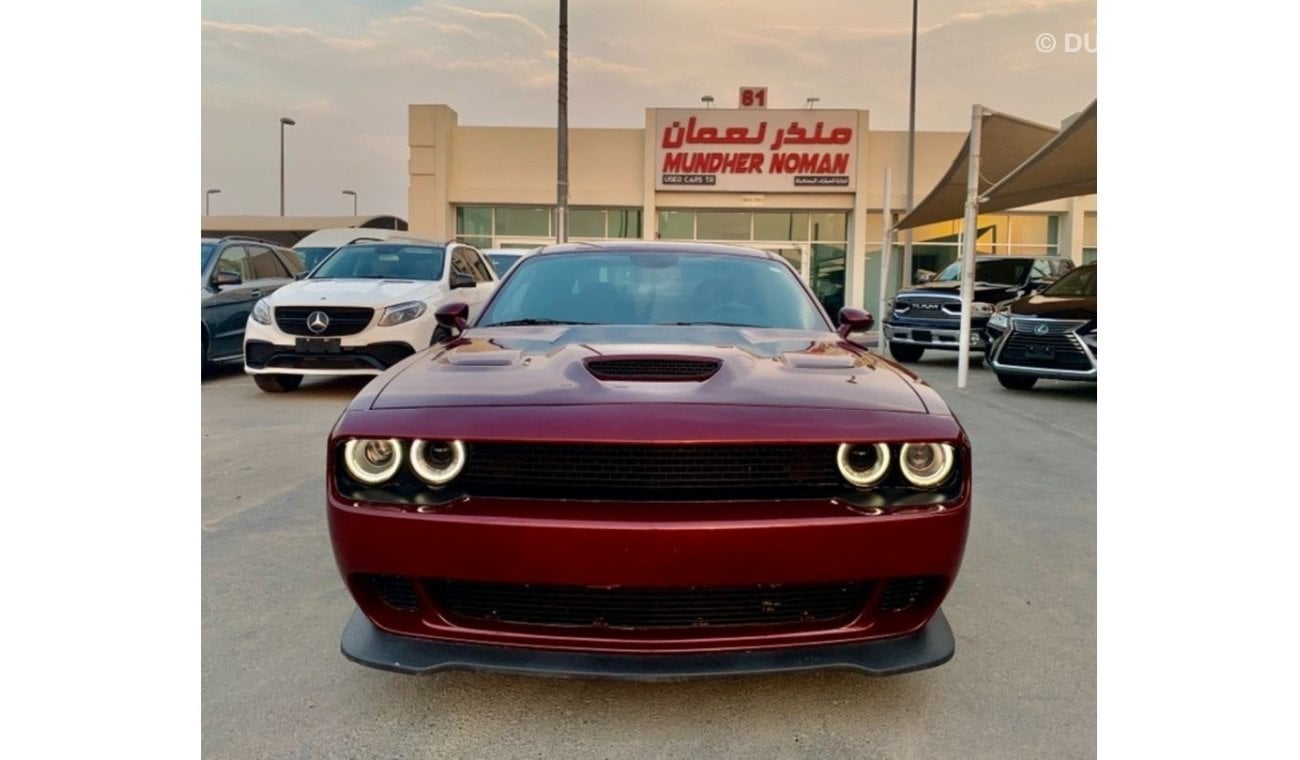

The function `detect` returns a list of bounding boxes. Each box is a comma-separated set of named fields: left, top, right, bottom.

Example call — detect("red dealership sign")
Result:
left=654, top=109, right=858, bottom=192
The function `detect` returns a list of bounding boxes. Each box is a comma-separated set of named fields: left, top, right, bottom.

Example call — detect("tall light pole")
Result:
left=555, top=0, right=569, bottom=243
left=902, top=0, right=918, bottom=285
left=342, top=190, right=357, bottom=216
left=205, top=188, right=221, bottom=215
left=701, top=95, right=714, bottom=109
left=804, top=97, right=820, bottom=109
left=279, top=116, right=295, bottom=216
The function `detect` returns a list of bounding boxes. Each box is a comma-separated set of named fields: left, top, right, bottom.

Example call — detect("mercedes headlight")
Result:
left=378, top=301, right=428, bottom=326
left=409, top=440, right=466, bottom=486
left=836, top=443, right=891, bottom=488
left=343, top=438, right=403, bottom=484
left=251, top=298, right=272, bottom=325
left=899, top=443, right=955, bottom=489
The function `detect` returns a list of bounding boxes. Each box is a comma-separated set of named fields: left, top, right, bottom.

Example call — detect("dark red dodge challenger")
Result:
left=328, top=242, right=971, bottom=679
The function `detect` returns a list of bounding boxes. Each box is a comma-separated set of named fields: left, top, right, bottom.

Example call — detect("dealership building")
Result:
left=407, top=103, right=1096, bottom=312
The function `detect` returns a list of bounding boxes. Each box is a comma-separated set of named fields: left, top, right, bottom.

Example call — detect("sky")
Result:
left=201, top=0, right=1096, bottom=218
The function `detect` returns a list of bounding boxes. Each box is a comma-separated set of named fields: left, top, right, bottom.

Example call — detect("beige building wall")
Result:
left=408, top=104, right=1097, bottom=308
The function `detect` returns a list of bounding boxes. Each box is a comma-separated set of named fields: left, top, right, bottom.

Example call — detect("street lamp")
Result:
left=701, top=95, right=714, bottom=109
left=205, top=188, right=221, bottom=215
left=804, top=97, right=820, bottom=109
left=279, top=116, right=296, bottom=216
left=342, top=190, right=357, bottom=216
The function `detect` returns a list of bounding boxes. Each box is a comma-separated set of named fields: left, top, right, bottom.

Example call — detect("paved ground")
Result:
left=202, top=351, right=1095, bottom=759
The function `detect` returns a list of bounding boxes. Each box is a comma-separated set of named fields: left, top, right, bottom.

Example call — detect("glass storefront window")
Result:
left=658, top=211, right=694, bottom=240
left=495, top=207, right=550, bottom=237
left=809, top=213, right=846, bottom=242
left=608, top=209, right=641, bottom=238
left=754, top=212, right=810, bottom=242
left=569, top=209, right=606, bottom=238
left=695, top=211, right=750, bottom=240
left=456, top=235, right=492, bottom=250
left=456, top=206, right=492, bottom=236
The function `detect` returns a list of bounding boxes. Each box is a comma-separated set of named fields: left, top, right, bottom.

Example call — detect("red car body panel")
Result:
left=326, top=243, right=972, bottom=676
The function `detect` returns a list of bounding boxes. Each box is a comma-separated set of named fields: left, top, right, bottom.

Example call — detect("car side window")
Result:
left=465, top=248, right=494, bottom=282
left=1053, top=259, right=1075, bottom=278
left=1031, top=258, right=1052, bottom=280
left=248, top=245, right=290, bottom=279
left=275, top=247, right=305, bottom=275
left=214, top=245, right=252, bottom=281
left=450, top=249, right=475, bottom=283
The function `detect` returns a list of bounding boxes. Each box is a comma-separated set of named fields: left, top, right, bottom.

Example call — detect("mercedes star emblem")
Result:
left=307, top=311, right=331, bottom=334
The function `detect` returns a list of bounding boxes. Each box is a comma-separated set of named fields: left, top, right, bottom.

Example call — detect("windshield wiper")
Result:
left=482, top=318, right=595, bottom=327
left=657, top=321, right=763, bottom=328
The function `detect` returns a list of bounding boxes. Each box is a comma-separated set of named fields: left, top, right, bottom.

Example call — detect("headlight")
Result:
left=971, top=302, right=994, bottom=317
left=899, top=443, right=955, bottom=489
left=343, top=438, right=403, bottom=484
left=836, top=443, right=891, bottom=488
left=409, top=439, right=466, bottom=486
left=378, top=301, right=428, bottom=326
left=988, top=311, right=1009, bottom=329
left=251, top=298, right=272, bottom=325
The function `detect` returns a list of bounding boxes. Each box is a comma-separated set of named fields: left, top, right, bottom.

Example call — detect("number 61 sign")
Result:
left=738, top=87, right=768, bottom=109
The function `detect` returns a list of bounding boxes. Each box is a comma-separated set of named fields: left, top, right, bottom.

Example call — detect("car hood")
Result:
left=370, top=325, right=930, bottom=413
left=897, top=281, right=1022, bottom=303
left=1007, top=294, right=1096, bottom=320
left=267, top=278, right=442, bottom=307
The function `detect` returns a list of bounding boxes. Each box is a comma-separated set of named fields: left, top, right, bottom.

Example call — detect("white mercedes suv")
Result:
left=243, top=238, right=497, bottom=392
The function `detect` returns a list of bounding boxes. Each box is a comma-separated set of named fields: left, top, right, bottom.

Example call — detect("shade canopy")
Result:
left=980, top=100, right=1096, bottom=212
left=894, top=111, right=1059, bottom=230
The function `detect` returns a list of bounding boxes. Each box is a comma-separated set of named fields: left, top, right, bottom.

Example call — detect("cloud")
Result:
left=441, top=4, right=549, bottom=39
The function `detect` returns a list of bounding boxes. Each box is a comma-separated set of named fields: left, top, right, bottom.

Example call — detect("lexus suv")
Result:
left=201, top=236, right=305, bottom=373
left=883, top=255, right=1073, bottom=362
left=984, top=263, right=1096, bottom=390
left=243, top=239, right=497, bottom=392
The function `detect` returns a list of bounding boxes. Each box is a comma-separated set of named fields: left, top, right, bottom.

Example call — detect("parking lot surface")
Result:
left=202, top=353, right=1095, bottom=759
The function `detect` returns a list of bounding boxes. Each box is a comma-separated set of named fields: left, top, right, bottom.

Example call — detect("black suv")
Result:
left=201, top=236, right=305, bottom=372
left=883, top=255, right=1074, bottom=362
left=984, top=263, right=1096, bottom=390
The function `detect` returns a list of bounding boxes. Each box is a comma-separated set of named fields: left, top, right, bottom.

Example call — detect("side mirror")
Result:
left=435, top=302, right=470, bottom=335
left=837, top=307, right=874, bottom=338
left=915, top=272, right=933, bottom=284
left=450, top=272, right=475, bottom=290
left=213, top=271, right=242, bottom=287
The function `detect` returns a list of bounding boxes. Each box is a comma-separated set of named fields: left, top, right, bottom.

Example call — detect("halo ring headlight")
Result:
left=899, top=443, right=955, bottom=488
left=343, top=438, right=403, bottom=485
left=410, top=439, right=466, bottom=486
left=836, top=443, right=891, bottom=488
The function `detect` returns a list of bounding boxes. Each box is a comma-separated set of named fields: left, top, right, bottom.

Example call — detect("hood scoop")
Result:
left=585, top=356, right=722, bottom=382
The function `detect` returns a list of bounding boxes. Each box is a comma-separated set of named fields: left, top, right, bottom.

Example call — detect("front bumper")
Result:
left=341, top=606, right=955, bottom=679
left=242, top=313, right=434, bottom=375
left=984, top=323, right=1097, bottom=382
left=883, top=319, right=989, bottom=351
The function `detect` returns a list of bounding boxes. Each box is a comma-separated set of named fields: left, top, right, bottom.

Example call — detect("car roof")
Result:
left=531, top=240, right=779, bottom=260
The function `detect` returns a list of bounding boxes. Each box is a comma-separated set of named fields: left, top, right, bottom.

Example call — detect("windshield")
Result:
left=295, top=246, right=339, bottom=271
left=486, top=253, right=522, bottom=275
left=1043, top=266, right=1096, bottom=297
left=201, top=243, right=216, bottom=272
left=932, top=258, right=1031, bottom=286
left=311, top=244, right=446, bottom=280
left=478, top=251, right=828, bottom=330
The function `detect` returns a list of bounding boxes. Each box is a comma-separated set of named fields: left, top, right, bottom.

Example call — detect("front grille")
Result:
left=361, top=573, right=421, bottom=611
left=430, top=580, right=870, bottom=629
left=586, top=358, right=721, bottom=381
left=1000, top=322, right=1092, bottom=371
left=878, top=576, right=941, bottom=612
left=274, top=306, right=375, bottom=337
left=460, top=443, right=842, bottom=493
left=894, top=297, right=958, bottom=320
left=245, top=341, right=414, bottom=371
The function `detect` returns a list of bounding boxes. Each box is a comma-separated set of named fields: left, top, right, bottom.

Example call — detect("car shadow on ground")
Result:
left=201, top=363, right=372, bottom=398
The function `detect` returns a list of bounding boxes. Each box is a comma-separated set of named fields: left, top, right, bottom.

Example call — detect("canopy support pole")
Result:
left=877, top=166, right=892, bottom=352
left=957, top=104, right=984, bottom=389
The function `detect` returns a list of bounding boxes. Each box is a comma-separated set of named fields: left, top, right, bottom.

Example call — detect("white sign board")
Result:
left=654, top=109, right=858, bottom=193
